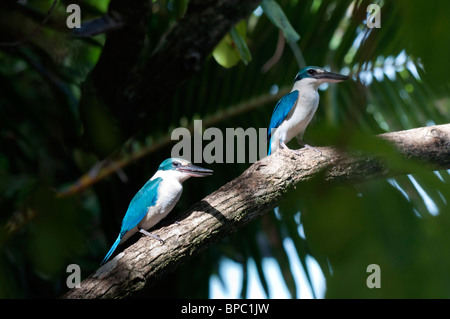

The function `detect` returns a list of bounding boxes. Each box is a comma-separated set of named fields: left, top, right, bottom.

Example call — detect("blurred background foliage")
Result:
left=1, top=0, right=450, bottom=298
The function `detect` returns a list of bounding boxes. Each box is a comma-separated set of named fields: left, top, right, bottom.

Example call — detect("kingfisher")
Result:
left=101, top=158, right=213, bottom=265
left=267, top=66, right=349, bottom=155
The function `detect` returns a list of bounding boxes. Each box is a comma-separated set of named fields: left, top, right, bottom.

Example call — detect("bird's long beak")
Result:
left=316, top=70, right=350, bottom=83
left=177, top=163, right=214, bottom=177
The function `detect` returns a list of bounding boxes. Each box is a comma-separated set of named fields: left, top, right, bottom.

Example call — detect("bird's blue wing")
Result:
left=267, top=90, right=299, bottom=140
left=119, top=177, right=163, bottom=237
left=101, top=177, right=163, bottom=265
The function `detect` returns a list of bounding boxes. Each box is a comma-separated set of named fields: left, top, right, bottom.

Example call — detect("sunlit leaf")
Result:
left=230, top=21, right=252, bottom=65
left=213, top=21, right=251, bottom=68
left=261, top=0, right=300, bottom=43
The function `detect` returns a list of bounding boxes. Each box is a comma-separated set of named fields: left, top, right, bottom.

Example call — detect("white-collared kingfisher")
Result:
left=101, top=158, right=213, bottom=265
left=267, top=66, right=349, bottom=155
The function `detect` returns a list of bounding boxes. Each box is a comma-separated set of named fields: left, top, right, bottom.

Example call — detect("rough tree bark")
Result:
left=62, top=123, right=450, bottom=299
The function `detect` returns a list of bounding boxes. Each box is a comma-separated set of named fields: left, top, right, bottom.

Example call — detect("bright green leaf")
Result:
left=213, top=21, right=251, bottom=68
left=212, top=34, right=241, bottom=68
left=261, top=0, right=300, bottom=43
left=230, top=21, right=252, bottom=65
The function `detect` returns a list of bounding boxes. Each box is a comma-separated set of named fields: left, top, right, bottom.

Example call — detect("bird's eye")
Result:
left=172, top=161, right=181, bottom=167
left=307, top=69, right=316, bottom=75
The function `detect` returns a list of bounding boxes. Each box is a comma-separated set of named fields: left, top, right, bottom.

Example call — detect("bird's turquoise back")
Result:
left=100, top=177, right=163, bottom=265
left=120, top=177, right=163, bottom=237
left=267, top=90, right=299, bottom=155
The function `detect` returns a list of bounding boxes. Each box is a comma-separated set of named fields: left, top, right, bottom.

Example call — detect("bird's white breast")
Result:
left=138, top=175, right=183, bottom=231
left=274, top=82, right=320, bottom=144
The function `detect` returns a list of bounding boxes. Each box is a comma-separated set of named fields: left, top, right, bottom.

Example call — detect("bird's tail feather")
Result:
left=101, top=235, right=121, bottom=265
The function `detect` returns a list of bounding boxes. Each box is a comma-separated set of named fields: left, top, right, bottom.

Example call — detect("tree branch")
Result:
left=62, top=123, right=450, bottom=299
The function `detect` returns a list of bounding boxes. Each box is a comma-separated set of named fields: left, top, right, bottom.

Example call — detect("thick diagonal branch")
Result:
left=62, top=123, right=450, bottom=299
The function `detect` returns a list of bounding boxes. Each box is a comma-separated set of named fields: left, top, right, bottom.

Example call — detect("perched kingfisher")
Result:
left=267, top=66, right=349, bottom=155
left=101, top=158, right=213, bottom=265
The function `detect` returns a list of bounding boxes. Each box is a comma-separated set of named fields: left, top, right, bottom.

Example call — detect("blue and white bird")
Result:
left=101, top=158, right=213, bottom=265
left=267, top=66, right=349, bottom=155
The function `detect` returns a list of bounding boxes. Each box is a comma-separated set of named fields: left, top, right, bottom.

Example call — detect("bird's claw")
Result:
left=139, top=229, right=165, bottom=244
left=289, top=149, right=303, bottom=156
left=280, top=141, right=302, bottom=156
left=303, top=144, right=322, bottom=156
left=297, top=141, right=322, bottom=156
left=155, top=235, right=165, bottom=244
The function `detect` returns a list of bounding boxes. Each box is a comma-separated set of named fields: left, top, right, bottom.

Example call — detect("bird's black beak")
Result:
left=315, top=70, right=350, bottom=83
left=177, top=163, right=214, bottom=177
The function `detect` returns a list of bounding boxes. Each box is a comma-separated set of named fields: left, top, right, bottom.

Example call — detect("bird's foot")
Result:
left=297, top=141, right=322, bottom=156
left=302, top=143, right=322, bottom=156
left=280, top=141, right=302, bottom=156
left=139, top=229, right=165, bottom=244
